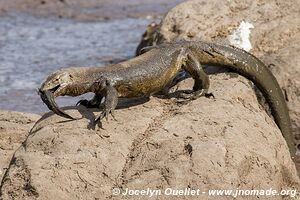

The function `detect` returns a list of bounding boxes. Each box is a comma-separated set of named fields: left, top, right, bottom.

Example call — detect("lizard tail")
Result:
left=198, top=42, right=295, bottom=157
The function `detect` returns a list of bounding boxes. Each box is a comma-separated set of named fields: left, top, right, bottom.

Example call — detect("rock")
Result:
left=0, top=76, right=299, bottom=199
left=137, top=0, right=300, bottom=173
left=0, top=111, right=40, bottom=183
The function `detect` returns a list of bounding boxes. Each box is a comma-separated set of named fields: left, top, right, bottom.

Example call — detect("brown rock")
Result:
left=1, top=76, right=299, bottom=199
left=138, top=0, right=300, bottom=173
left=0, top=111, right=40, bottom=183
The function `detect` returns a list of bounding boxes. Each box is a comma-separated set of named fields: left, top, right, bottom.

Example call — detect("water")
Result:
left=0, top=12, right=153, bottom=113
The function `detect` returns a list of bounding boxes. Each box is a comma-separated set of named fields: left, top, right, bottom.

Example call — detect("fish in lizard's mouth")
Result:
left=39, top=84, right=75, bottom=120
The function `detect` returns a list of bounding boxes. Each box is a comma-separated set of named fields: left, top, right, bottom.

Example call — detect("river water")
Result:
left=0, top=12, right=157, bottom=113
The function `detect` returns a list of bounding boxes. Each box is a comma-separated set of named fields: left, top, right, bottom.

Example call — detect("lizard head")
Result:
left=39, top=69, right=76, bottom=120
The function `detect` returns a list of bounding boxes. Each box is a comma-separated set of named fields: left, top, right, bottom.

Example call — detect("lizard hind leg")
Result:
left=179, top=52, right=210, bottom=99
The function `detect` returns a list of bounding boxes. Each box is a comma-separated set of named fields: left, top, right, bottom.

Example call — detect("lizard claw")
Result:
left=95, top=107, right=116, bottom=121
left=110, top=113, right=117, bottom=121
left=94, top=109, right=117, bottom=127
left=94, top=112, right=104, bottom=124
left=204, top=92, right=215, bottom=99
left=178, top=89, right=208, bottom=100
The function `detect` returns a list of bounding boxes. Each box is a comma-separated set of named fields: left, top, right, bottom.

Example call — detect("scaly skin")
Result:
left=135, top=22, right=159, bottom=56
left=39, top=40, right=295, bottom=157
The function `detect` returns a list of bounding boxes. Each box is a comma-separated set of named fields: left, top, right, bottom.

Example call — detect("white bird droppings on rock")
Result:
left=228, top=21, right=254, bottom=51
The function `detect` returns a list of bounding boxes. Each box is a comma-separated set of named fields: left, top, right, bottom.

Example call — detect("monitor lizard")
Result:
left=39, top=41, right=295, bottom=157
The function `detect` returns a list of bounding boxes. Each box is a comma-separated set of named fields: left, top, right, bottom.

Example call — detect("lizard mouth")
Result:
left=39, top=85, right=75, bottom=120
left=49, top=84, right=60, bottom=93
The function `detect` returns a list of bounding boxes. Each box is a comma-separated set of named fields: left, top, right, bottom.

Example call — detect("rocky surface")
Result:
left=1, top=76, right=299, bottom=199
left=141, top=0, right=300, bottom=173
left=0, top=111, right=40, bottom=182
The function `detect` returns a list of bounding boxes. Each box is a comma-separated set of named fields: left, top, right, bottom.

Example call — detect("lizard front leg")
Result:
left=94, top=80, right=118, bottom=124
left=179, top=51, right=210, bottom=99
